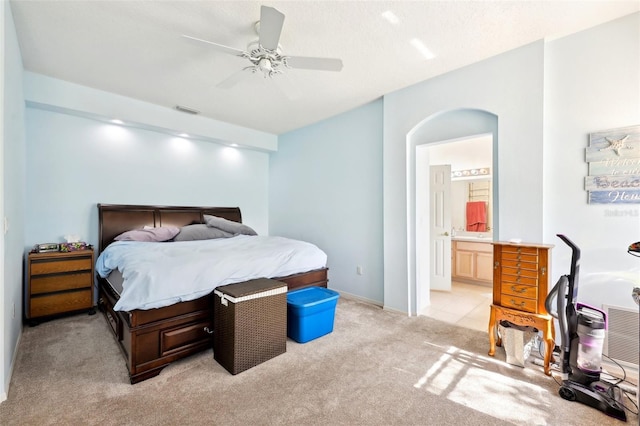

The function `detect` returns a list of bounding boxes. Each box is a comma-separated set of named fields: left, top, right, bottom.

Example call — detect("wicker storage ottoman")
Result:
left=213, top=278, right=287, bottom=374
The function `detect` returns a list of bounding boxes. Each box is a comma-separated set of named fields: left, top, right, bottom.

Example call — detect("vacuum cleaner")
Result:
left=545, top=234, right=627, bottom=421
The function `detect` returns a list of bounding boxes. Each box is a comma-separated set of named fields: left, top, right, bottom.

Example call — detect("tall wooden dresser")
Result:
left=488, top=241, right=555, bottom=374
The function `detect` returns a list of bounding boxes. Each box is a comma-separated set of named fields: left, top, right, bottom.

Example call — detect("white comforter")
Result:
left=95, top=235, right=327, bottom=311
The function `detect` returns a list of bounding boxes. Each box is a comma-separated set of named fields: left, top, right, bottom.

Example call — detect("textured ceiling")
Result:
left=10, top=1, right=640, bottom=134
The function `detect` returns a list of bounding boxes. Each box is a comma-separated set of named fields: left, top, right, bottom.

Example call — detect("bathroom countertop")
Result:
left=452, top=236, right=493, bottom=243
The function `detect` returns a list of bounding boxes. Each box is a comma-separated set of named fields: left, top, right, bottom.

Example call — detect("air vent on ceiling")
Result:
left=175, top=105, right=200, bottom=115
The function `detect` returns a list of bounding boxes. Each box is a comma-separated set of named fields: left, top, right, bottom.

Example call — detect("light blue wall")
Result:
left=383, top=41, right=545, bottom=312
left=270, top=99, right=384, bottom=304
left=2, top=0, right=27, bottom=401
left=25, top=107, right=271, bottom=249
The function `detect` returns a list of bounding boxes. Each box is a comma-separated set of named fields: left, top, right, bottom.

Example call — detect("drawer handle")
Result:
left=494, top=261, right=500, bottom=269
left=510, top=286, right=526, bottom=294
left=509, top=299, right=526, bottom=308
left=516, top=277, right=521, bottom=283
left=516, top=262, right=521, bottom=267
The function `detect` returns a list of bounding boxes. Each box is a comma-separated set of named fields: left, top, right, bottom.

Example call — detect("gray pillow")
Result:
left=173, top=224, right=234, bottom=241
left=114, top=226, right=180, bottom=242
left=204, top=215, right=257, bottom=236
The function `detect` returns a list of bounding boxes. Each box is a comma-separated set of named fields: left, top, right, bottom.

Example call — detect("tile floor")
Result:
left=420, top=281, right=493, bottom=333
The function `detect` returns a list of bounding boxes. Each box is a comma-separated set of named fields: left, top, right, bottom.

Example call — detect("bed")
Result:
left=96, top=203, right=328, bottom=383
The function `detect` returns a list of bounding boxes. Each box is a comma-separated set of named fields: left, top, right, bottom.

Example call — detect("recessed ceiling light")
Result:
left=111, top=119, right=124, bottom=124
left=410, top=38, right=435, bottom=60
left=230, top=143, right=239, bottom=147
left=178, top=133, right=189, bottom=137
left=381, top=11, right=399, bottom=24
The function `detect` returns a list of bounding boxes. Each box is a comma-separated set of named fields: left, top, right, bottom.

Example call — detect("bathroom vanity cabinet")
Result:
left=452, top=240, right=493, bottom=284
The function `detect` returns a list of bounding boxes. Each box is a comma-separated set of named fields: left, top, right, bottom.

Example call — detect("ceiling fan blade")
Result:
left=286, top=56, right=343, bottom=72
left=182, top=35, right=245, bottom=56
left=216, top=69, right=253, bottom=89
left=259, top=6, right=285, bottom=51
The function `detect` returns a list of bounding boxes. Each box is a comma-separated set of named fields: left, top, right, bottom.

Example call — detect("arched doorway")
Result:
left=406, top=108, right=499, bottom=315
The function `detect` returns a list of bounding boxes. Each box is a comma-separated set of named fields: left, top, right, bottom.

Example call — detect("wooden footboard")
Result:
left=98, top=268, right=328, bottom=384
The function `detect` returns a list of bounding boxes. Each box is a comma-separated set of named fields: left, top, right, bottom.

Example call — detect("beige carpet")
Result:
left=1, top=297, right=637, bottom=425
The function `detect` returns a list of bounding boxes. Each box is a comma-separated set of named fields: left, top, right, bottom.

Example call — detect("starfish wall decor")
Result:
left=599, top=135, right=633, bottom=156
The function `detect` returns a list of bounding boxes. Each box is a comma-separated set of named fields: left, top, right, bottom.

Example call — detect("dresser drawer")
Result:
left=30, top=289, right=92, bottom=318
left=501, top=259, right=538, bottom=269
left=501, top=274, right=538, bottom=286
left=501, top=252, right=538, bottom=263
left=501, top=266, right=539, bottom=278
left=500, top=294, right=537, bottom=313
left=501, top=246, right=538, bottom=256
left=502, top=283, right=537, bottom=299
left=30, top=272, right=92, bottom=295
left=30, top=258, right=92, bottom=275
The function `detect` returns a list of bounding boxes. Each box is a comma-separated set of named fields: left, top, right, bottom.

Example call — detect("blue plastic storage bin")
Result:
left=287, top=287, right=339, bottom=343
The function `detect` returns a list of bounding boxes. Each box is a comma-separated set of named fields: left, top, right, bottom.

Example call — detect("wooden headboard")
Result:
left=98, top=204, right=242, bottom=254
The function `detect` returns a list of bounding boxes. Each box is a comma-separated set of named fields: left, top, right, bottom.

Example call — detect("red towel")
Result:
left=466, top=201, right=487, bottom=232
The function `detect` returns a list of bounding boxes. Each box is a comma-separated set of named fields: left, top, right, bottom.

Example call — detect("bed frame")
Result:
left=96, top=203, right=328, bottom=383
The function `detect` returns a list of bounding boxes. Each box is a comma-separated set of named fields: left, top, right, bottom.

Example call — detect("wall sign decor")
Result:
left=585, top=124, right=640, bottom=204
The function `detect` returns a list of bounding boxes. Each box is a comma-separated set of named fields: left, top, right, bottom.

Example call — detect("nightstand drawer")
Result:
left=30, top=290, right=92, bottom=318
left=500, top=295, right=537, bottom=313
left=30, top=272, right=92, bottom=295
left=31, top=258, right=92, bottom=275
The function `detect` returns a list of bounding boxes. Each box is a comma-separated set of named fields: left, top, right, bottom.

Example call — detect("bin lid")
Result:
left=287, top=286, right=339, bottom=308
left=216, top=278, right=287, bottom=299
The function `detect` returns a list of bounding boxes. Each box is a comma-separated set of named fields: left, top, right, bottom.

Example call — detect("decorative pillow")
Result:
left=114, top=226, right=180, bottom=242
left=204, top=215, right=257, bottom=236
left=172, top=224, right=234, bottom=242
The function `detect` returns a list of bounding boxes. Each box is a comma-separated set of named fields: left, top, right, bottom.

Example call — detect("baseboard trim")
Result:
left=1, top=325, right=23, bottom=403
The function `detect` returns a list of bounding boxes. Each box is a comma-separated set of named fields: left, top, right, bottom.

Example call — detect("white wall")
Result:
left=2, top=1, right=27, bottom=402
left=543, top=13, right=640, bottom=310
left=25, top=107, right=271, bottom=248
left=24, top=73, right=277, bottom=152
left=270, top=99, right=384, bottom=304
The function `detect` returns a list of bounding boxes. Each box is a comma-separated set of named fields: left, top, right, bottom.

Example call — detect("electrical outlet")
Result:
left=12, top=302, right=15, bottom=319
left=3, top=217, right=8, bottom=234
left=356, top=266, right=363, bottom=275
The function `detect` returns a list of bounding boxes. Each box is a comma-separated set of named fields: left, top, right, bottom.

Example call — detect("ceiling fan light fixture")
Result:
left=258, top=57, right=273, bottom=72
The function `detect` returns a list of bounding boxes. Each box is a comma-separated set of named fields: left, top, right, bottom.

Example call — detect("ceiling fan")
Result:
left=183, top=5, right=343, bottom=89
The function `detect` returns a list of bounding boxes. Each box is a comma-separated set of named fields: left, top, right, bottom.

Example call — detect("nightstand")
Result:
left=25, top=249, right=95, bottom=325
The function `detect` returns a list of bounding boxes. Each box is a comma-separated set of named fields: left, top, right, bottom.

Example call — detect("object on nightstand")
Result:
left=34, top=243, right=59, bottom=253
left=59, top=242, right=91, bottom=252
